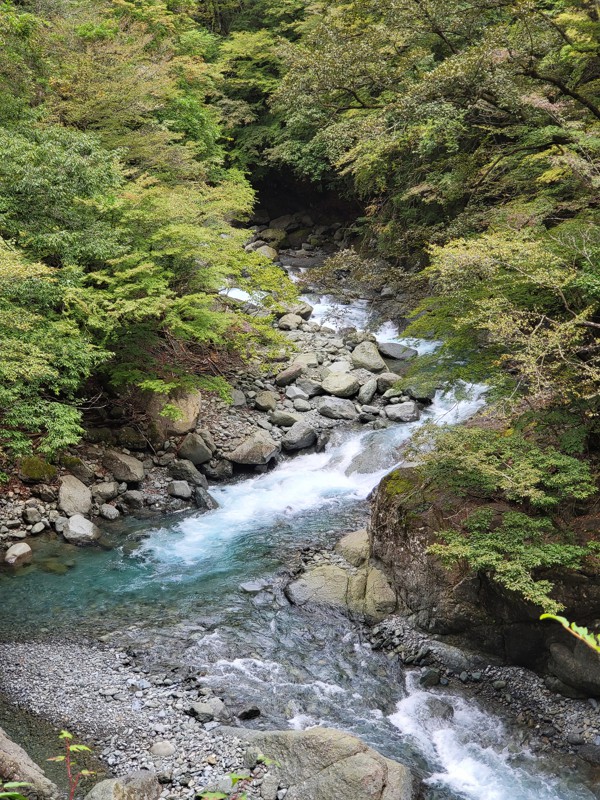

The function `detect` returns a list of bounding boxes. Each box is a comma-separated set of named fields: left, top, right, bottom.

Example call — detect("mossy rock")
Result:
left=116, top=426, right=147, bottom=451
left=59, top=454, right=94, bottom=483
left=85, top=427, right=116, bottom=445
left=18, top=456, right=57, bottom=483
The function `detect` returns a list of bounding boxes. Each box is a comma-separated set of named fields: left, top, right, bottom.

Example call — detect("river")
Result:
left=0, top=295, right=598, bottom=800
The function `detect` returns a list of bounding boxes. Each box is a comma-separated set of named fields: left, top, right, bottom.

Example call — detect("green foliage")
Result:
left=430, top=509, right=594, bottom=612
left=541, top=614, right=600, bottom=652
left=410, top=426, right=596, bottom=510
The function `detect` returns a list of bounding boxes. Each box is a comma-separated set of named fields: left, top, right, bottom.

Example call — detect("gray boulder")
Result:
left=296, top=377, right=323, bottom=397
left=282, top=421, right=318, bottom=451
left=335, top=529, right=369, bottom=567
left=4, top=543, right=32, bottom=567
left=103, top=451, right=145, bottom=483
left=377, top=373, right=400, bottom=394
left=62, top=514, right=100, bottom=545
left=92, top=481, right=119, bottom=502
left=548, top=641, right=600, bottom=697
left=278, top=313, right=303, bottom=331
left=229, top=431, right=280, bottom=465
left=318, top=397, right=358, bottom=420
left=358, top=379, right=378, bottom=405
left=254, top=391, right=278, bottom=412
left=246, top=728, right=413, bottom=800
left=100, top=504, right=120, bottom=521
left=377, top=342, right=418, bottom=361
left=270, top=410, right=302, bottom=428
left=385, top=402, right=420, bottom=423
left=275, top=364, right=304, bottom=386
left=194, top=487, right=220, bottom=511
left=289, top=301, right=314, bottom=319
left=255, top=244, right=278, bottom=260
left=58, top=475, right=92, bottom=517
left=177, top=433, right=212, bottom=465
left=85, top=772, right=161, bottom=800
left=286, top=385, right=309, bottom=401
left=167, top=480, right=192, bottom=499
left=351, top=341, right=387, bottom=372
left=321, top=373, right=360, bottom=398
left=168, top=459, right=208, bottom=487
left=0, top=725, right=58, bottom=799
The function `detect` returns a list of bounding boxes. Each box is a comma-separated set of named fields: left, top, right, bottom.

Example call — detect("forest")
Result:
left=1, top=0, right=600, bottom=610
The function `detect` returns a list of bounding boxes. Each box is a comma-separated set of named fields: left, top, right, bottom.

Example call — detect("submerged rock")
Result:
left=4, top=542, right=32, bottom=567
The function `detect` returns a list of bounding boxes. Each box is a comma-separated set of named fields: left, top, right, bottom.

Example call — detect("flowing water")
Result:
left=1, top=305, right=598, bottom=799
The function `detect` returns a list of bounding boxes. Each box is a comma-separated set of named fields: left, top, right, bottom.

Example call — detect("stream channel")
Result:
left=0, top=295, right=598, bottom=800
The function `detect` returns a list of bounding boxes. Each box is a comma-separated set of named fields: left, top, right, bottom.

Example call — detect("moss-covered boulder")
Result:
left=18, top=456, right=57, bottom=484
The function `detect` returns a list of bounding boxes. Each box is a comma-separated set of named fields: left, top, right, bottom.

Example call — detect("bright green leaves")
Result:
left=541, top=614, right=600, bottom=652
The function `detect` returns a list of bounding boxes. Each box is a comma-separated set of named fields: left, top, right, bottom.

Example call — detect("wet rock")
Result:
left=62, top=514, right=100, bottom=545
left=255, top=391, right=278, bottom=412
left=289, top=301, right=314, bottom=320
left=103, top=451, right=145, bottom=483
left=351, top=341, right=387, bottom=373
left=4, top=542, right=32, bottom=567
left=335, top=529, right=369, bottom=567
left=177, top=433, right=212, bottom=466
left=419, top=668, right=441, bottom=688
left=167, top=480, right=192, bottom=500
left=403, top=381, right=436, bottom=403
left=317, top=397, right=357, bottom=420
left=321, top=373, right=360, bottom=398
left=229, top=431, right=280, bottom=466
left=237, top=706, right=261, bottom=721
left=168, top=459, right=208, bottom=488
left=423, top=697, right=454, bottom=721
left=58, top=475, right=92, bottom=517
left=203, top=459, right=233, bottom=482
left=282, top=421, right=318, bottom=451
left=120, top=490, right=145, bottom=509
left=275, top=364, right=304, bottom=387
left=84, top=771, right=160, bottom=800
left=194, top=487, right=219, bottom=511
left=384, top=402, right=420, bottom=423
left=286, top=565, right=349, bottom=609
left=377, top=343, right=417, bottom=361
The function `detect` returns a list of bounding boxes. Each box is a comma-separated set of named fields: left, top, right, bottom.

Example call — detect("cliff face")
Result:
left=369, top=468, right=600, bottom=685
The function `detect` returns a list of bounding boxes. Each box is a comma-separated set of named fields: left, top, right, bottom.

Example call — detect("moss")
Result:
left=383, top=469, right=420, bottom=498
left=19, top=456, right=57, bottom=483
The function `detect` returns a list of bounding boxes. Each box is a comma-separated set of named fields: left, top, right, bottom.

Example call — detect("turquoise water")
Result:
left=1, top=389, right=598, bottom=799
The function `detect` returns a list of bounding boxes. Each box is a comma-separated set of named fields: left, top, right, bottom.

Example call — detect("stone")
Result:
left=58, top=475, right=92, bottom=517
left=275, top=364, right=304, bottom=386
left=231, top=389, right=247, bottom=406
left=358, top=379, right=378, bottom=405
left=120, top=490, right=144, bottom=509
left=23, top=507, right=42, bottom=525
left=100, top=504, right=120, bottom=521
left=351, top=341, right=387, bottom=372
left=246, top=728, right=413, bottom=800
left=335, top=529, right=369, bottom=567
left=146, top=389, right=202, bottom=437
left=289, top=301, right=314, bottom=320
left=278, top=314, right=303, bottom=331
left=62, top=514, right=100, bottom=546
left=282, top=421, right=318, bottom=451
left=150, top=741, right=176, bottom=757
left=377, top=342, right=418, bottom=361
left=376, top=373, right=400, bottom=394
left=419, top=668, right=441, bottom=688
left=92, top=481, right=119, bottom=502
left=18, top=456, right=57, bottom=483
left=85, top=772, right=161, bottom=800
left=384, top=402, right=420, bottom=423
left=177, top=433, right=212, bottom=465
left=0, top=725, right=58, bottom=798
left=293, top=352, right=319, bottom=369
left=296, top=377, right=323, bottom=398
left=255, top=245, right=278, bottom=260
left=194, top=487, right=220, bottom=511
left=322, top=360, right=351, bottom=376
left=229, top=431, right=280, bottom=465
left=260, top=228, right=288, bottom=246
left=321, top=373, right=360, bottom=398
left=168, top=459, right=208, bottom=487
left=548, top=641, right=600, bottom=697
left=167, top=480, right=192, bottom=500
left=188, top=699, right=225, bottom=723
left=403, top=381, right=437, bottom=402
left=364, top=568, right=396, bottom=620
left=318, top=397, right=358, bottom=420
left=60, top=455, right=96, bottom=483
left=30, top=522, right=45, bottom=535
left=4, top=543, right=32, bottom=567
left=203, top=459, right=233, bottom=482
left=270, top=410, right=302, bottom=428
left=103, top=451, right=145, bottom=483
left=286, top=565, right=350, bottom=608
left=293, top=398, right=311, bottom=412
left=255, top=391, right=279, bottom=412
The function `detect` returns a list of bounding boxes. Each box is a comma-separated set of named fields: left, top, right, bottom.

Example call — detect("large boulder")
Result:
left=384, top=402, right=420, bottom=423
left=58, top=475, right=92, bottom=517
left=84, top=771, right=160, bottom=800
left=377, top=373, right=401, bottom=394
left=0, top=725, right=58, bottom=799
left=275, top=364, right=304, bottom=387
left=318, top=397, right=357, bottom=420
left=282, top=421, right=318, bottom=451
left=177, top=433, right=212, bottom=465
left=270, top=410, right=302, bottom=427
left=62, top=514, right=100, bottom=546
left=278, top=314, right=303, bottom=331
left=92, top=481, right=119, bottom=502
left=4, top=543, right=32, bottom=567
left=548, top=641, right=600, bottom=697
left=377, top=342, right=418, bottom=361
left=351, top=341, right=387, bottom=372
left=229, top=431, right=280, bottom=465
left=255, top=244, right=278, bottom=260
left=335, top=529, right=369, bottom=567
left=364, top=567, right=397, bottom=619
left=146, top=389, right=202, bottom=437
left=168, top=459, right=208, bottom=487
left=286, top=565, right=349, bottom=608
left=254, top=391, right=278, bottom=412
left=358, top=379, right=378, bottom=405
left=321, top=373, right=360, bottom=398
left=245, top=728, right=413, bottom=800
left=103, top=451, right=145, bottom=483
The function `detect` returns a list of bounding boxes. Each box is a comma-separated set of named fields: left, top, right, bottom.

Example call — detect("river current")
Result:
left=1, top=295, right=598, bottom=799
